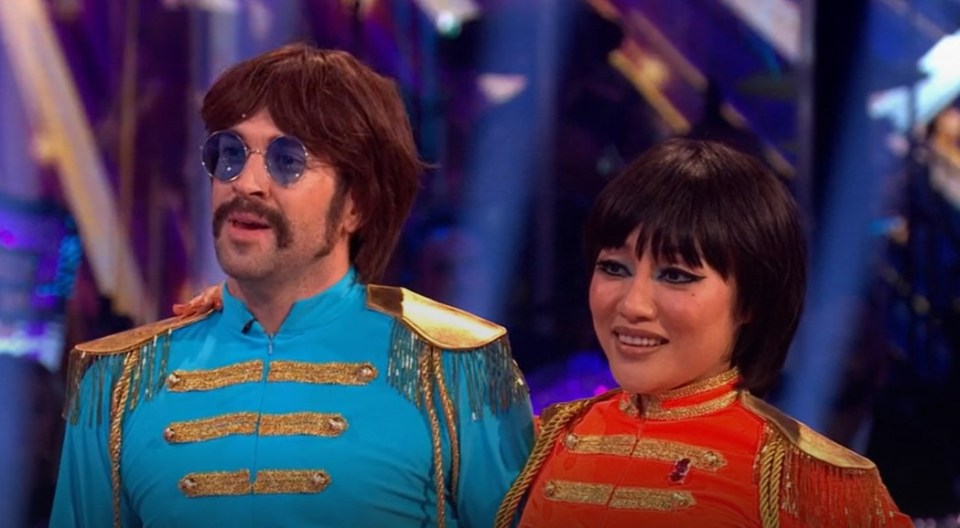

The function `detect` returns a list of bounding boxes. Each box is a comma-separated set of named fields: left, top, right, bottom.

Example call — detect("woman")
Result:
left=494, top=139, right=910, bottom=527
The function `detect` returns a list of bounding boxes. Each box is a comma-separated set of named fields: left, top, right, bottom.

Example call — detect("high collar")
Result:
left=619, top=368, right=741, bottom=421
left=219, top=268, right=362, bottom=336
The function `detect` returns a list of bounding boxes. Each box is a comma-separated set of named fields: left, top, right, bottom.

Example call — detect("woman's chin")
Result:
left=611, top=368, right=688, bottom=396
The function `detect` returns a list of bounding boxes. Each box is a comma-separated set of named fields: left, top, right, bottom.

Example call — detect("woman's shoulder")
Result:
left=738, top=393, right=909, bottom=527
left=739, top=392, right=874, bottom=469
left=538, top=389, right=622, bottom=428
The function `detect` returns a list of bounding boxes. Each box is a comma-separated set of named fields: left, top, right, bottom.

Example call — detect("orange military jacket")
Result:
left=497, top=369, right=911, bottom=527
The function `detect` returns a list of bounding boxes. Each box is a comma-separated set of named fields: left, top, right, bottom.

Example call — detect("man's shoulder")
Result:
left=365, top=284, right=506, bottom=350
left=64, top=310, right=215, bottom=424
left=364, top=284, right=527, bottom=417
left=73, top=310, right=215, bottom=357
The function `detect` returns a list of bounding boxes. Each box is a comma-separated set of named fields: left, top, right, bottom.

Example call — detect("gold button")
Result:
left=179, top=477, right=197, bottom=491
left=327, top=416, right=347, bottom=433
left=564, top=433, right=579, bottom=449
left=543, top=482, right=556, bottom=498
left=357, top=365, right=376, bottom=381
left=163, top=427, right=176, bottom=442
left=310, top=472, right=329, bottom=486
left=166, top=373, right=181, bottom=388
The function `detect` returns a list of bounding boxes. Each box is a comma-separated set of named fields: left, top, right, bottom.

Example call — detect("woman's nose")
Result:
left=618, top=278, right=657, bottom=321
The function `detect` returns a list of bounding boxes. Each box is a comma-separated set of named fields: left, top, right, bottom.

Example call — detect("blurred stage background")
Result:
left=1, top=0, right=959, bottom=526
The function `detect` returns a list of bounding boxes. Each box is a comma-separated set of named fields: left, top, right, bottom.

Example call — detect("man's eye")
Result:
left=222, top=146, right=245, bottom=159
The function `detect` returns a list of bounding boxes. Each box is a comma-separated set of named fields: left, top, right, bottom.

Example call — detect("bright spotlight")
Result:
left=868, top=29, right=960, bottom=132
left=413, top=0, right=479, bottom=36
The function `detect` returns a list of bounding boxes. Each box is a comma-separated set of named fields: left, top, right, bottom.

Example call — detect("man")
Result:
left=51, top=44, right=534, bottom=528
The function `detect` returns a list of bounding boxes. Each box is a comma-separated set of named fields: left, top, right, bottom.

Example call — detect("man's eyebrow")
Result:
left=227, top=129, right=285, bottom=144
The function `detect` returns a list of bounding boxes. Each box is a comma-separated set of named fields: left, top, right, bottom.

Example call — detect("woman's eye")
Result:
left=657, top=267, right=702, bottom=284
left=595, top=259, right=630, bottom=277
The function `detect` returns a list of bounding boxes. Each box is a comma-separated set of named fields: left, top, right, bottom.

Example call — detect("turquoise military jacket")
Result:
left=51, top=270, right=534, bottom=527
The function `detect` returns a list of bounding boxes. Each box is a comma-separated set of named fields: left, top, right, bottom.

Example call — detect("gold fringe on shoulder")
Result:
left=370, top=284, right=527, bottom=416
left=65, top=331, right=173, bottom=425
left=749, top=394, right=900, bottom=527
left=385, top=320, right=527, bottom=417
left=64, top=311, right=211, bottom=528
left=370, top=285, right=530, bottom=528
left=64, top=311, right=211, bottom=424
left=385, top=321, right=524, bottom=528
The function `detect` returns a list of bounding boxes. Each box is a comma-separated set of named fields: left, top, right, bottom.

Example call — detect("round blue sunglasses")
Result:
left=200, top=130, right=310, bottom=186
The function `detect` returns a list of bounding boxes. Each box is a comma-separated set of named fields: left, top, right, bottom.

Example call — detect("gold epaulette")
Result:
left=74, top=311, right=211, bottom=355
left=64, top=311, right=213, bottom=424
left=367, top=285, right=527, bottom=418
left=366, top=284, right=506, bottom=349
left=367, top=285, right=527, bottom=527
left=742, top=392, right=874, bottom=470
left=743, top=393, right=899, bottom=527
left=67, top=310, right=214, bottom=528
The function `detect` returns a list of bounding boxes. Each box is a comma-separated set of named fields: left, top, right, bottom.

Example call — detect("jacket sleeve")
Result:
left=448, top=350, right=535, bottom=528
left=50, top=363, right=139, bottom=528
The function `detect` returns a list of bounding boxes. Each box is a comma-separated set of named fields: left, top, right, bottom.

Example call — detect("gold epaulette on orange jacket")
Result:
left=496, top=369, right=912, bottom=528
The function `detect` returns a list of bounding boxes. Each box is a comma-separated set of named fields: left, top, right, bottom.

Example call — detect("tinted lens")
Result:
left=265, top=136, right=308, bottom=186
left=201, top=131, right=247, bottom=181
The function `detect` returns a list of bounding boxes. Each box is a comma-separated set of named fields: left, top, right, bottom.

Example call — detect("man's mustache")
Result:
left=212, top=197, right=292, bottom=248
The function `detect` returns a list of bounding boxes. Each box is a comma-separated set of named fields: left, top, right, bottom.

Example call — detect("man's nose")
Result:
left=230, top=151, right=270, bottom=198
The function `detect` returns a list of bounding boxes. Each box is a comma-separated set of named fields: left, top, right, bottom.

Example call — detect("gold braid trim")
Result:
left=656, top=368, right=740, bottom=400
left=494, top=397, right=595, bottom=528
left=756, top=424, right=786, bottom=528
left=371, top=286, right=530, bottom=525
left=108, top=350, right=139, bottom=528
left=433, top=347, right=460, bottom=494
left=370, top=285, right=527, bottom=417
left=750, top=395, right=898, bottom=527
left=65, top=311, right=209, bottom=423
left=420, top=349, right=446, bottom=528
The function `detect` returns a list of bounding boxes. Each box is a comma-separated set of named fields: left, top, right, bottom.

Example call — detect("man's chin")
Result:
left=216, top=255, right=276, bottom=283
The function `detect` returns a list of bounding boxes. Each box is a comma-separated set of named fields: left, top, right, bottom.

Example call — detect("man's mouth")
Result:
left=229, top=214, right=271, bottom=230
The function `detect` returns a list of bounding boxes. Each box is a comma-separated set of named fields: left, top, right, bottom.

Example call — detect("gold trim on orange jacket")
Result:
left=496, top=369, right=911, bottom=528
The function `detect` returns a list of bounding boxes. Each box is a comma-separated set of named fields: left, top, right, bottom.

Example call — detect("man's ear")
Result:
left=341, top=192, right=362, bottom=236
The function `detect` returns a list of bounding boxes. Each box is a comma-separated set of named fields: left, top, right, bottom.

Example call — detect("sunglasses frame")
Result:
left=200, top=130, right=311, bottom=186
